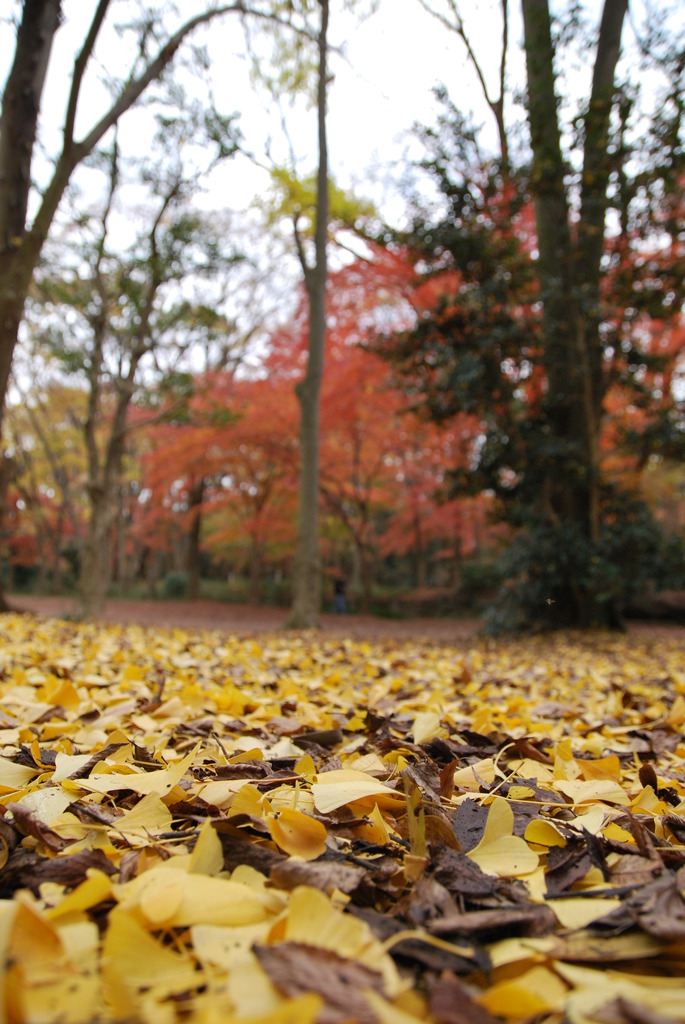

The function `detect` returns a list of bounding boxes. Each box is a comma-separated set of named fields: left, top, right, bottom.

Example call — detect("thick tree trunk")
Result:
left=0, top=456, right=13, bottom=609
left=521, top=0, right=628, bottom=627
left=287, top=0, right=329, bottom=629
left=79, top=392, right=132, bottom=617
left=0, top=1, right=62, bottom=436
left=79, top=417, right=128, bottom=617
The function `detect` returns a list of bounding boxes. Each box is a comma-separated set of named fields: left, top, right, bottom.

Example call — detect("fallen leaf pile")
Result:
left=1, top=613, right=685, bottom=1024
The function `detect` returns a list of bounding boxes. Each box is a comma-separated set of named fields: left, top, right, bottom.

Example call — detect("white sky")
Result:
left=1, top=0, right=520, bottom=224
left=198, top=0, right=520, bottom=215
left=3, top=0, right=677, bottom=388
left=1, top=0, right=668, bottom=229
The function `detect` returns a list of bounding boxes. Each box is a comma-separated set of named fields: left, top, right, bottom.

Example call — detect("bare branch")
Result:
left=415, top=0, right=510, bottom=168
left=63, top=0, right=111, bottom=147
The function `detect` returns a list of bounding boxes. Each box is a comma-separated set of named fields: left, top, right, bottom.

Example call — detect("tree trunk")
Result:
left=50, top=511, right=64, bottom=594
left=79, top=489, right=113, bottom=618
left=359, top=540, right=373, bottom=613
left=287, top=0, right=329, bottom=629
left=0, top=1, right=248, bottom=611
left=0, top=456, right=13, bottom=609
left=248, top=537, right=262, bottom=605
left=0, top=1, right=109, bottom=444
left=0, top=0, right=62, bottom=437
left=521, top=0, right=628, bottom=627
left=186, top=477, right=205, bottom=600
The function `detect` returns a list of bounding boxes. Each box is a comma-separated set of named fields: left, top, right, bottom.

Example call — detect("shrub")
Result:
left=162, top=571, right=188, bottom=599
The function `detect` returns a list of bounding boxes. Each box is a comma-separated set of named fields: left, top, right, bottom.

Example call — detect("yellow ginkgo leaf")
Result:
left=116, top=865, right=273, bottom=927
left=8, top=901, right=64, bottom=973
left=602, top=821, right=635, bottom=844
left=295, top=753, right=317, bottom=779
left=477, top=965, right=568, bottom=1017
left=266, top=807, right=327, bottom=860
left=238, top=994, right=323, bottom=1024
left=4, top=597, right=685, bottom=1024
left=355, top=803, right=394, bottom=844
left=508, top=785, right=536, bottom=800
left=112, top=791, right=173, bottom=837
left=102, top=909, right=199, bottom=994
left=546, top=896, right=622, bottom=929
left=45, top=869, right=113, bottom=921
left=452, top=758, right=497, bottom=791
left=666, top=693, right=685, bottom=726
left=13, top=785, right=73, bottom=824
left=139, top=879, right=185, bottom=925
left=364, top=988, right=433, bottom=1024
left=52, top=752, right=96, bottom=783
left=187, top=818, right=225, bottom=875
left=200, top=777, right=257, bottom=808
left=524, top=818, right=567, bottom=849
left=41, top=676, right=81, bottom=711
left=554, top=778, right=630, bottom=807
left=467, top=797, right=539, bottom=877
left=191, top=921, right=272, bottom=969
left=55, top=919, right=100, bottom=972
left=269, top=885, right=401, bottom=994
left=225, top=782, right=271, bottom=818
left=0, top=756, right=40, bottom=790
left=311, top=769, right=404, bottom=813
left=21, top=973, right=100, bottom=1024
left=412, top=711, right=442, bottom=744
left=558, top=962, right=685, bottom=1021
left=570, top=806, right=607, bottom=835
left=74, top=741, right=201, bottom=798
left=574, top=754, right=621, bottom=782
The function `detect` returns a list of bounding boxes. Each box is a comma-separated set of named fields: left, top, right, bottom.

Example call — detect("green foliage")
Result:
left=162, top=571, right=189, bottom=599
left=247, top=0, right=379, bottom=108
left=458, top=557, right=503, bottom=604
left=650, top=531, right=685, bottom=591
left=484, top=491, right=668, bottom=633
left=261, top=166, right=377, bottom=237
left=378, top=80, right=684, bottom=631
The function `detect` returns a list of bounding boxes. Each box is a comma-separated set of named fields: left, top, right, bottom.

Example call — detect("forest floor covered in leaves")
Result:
left=1, top=607, right=685, bottom=1024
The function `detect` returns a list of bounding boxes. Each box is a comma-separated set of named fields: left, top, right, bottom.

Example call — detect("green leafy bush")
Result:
left=163, top=571, right=188, bottom=599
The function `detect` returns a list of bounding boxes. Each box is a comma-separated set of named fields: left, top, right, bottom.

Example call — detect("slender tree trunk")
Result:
left=521, top=0, right=628, bottom=627
left=349, top=541, right=362, bottom=600
left=79, top=490, right=113, bottom=616
left=248, top=537, right=262, bottom=604
left=115, top=492, right=128, bottom=591
left=360, top=540, right=373, bottom=613
left=287, top=0, right=329, bottom=628
left=186, top=477, right=205, bottom=600
left=50, top=509, right=64, bottom=593
left=414, top=512, right=427, bottom=590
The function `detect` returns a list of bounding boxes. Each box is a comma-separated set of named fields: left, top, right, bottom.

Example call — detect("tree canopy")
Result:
left=375, top=0, right=685, bottom=629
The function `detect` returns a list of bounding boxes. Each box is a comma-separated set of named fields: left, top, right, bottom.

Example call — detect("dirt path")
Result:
left=7, top=594, right=483, bottom=644
left=8, top=594, right=683, bottom=645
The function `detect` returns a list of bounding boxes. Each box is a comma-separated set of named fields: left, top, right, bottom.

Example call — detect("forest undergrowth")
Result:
left=1, top=612, right=684, bottom=1024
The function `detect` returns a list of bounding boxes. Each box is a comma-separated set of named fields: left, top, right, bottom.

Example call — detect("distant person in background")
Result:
left=332, top=576, right=347, bottom=614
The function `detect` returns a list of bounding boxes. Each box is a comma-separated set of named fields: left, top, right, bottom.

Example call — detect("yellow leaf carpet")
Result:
left=0, top=614, right=684, bottom=1023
